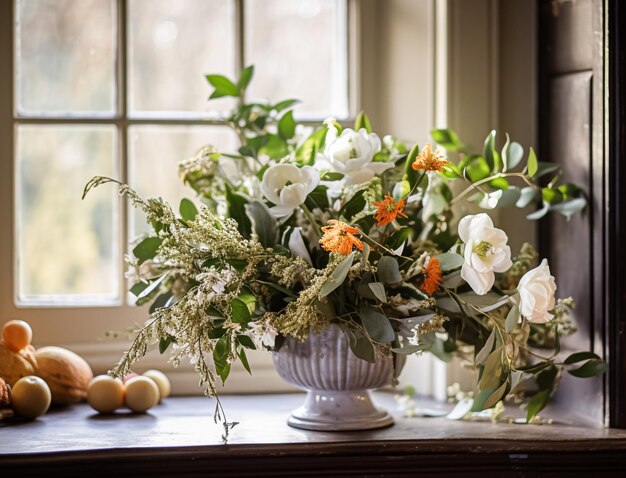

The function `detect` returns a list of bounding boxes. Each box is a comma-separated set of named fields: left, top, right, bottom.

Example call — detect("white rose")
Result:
left=323, top=127, right=393, bottom=185
left=459, top=213, right=512, bottom=295
left=518, top=259, right=557, bottom=323
left=261, top=164, right=319, bottom=217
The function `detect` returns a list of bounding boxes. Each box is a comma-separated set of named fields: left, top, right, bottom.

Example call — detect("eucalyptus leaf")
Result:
left=563, top=351, right=602, bottom=364
left=505, top=304, right=520, bottom=332
left=245, top=200, right=278, bottom=248
left=551, top=198, right=586, bottom=220
left=506, top=142, right=524, bottom=171
left=368, top=282, right=387, bottom=303
left=319, top=252, right=356, bottom=298
left=348, top=331, right=376, bottom=363
left=359, top=305, right=395, bottom=343
left=435, top=252, right=464, bottom=271
left=474, top=328, right=496, bottom=365
left=480, top=346, right=503, bottom=391
left=483, top=379, right=509, bottom=409
left=526, top=201, right=550, bottom=220
left=526, top=389, right=550, bottom=423
left=567, top=359, right=608, bottom=377
left=377, top=256, right=402, bottom=285
left=137, top=274, right=167, bottom=300
left=516, top=187, right=537, bottom=208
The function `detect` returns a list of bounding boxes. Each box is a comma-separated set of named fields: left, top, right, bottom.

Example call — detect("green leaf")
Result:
left=480, top=346, right=504, bottom=391
left=506, top=141, right=524, bottom=170
left=320, top=171, right=345, bottom=181
left=348, top=331, right=376, bottom=363
left=149, top=291, right=173, bottom=314
left=278, top=110, right=296, bottom=140
left=526, top=389, right=550, bottom=423
left=339, top=190, right=366, bottom=220
left=359, top=305, right=395, bottom=343
left=387, top=228, right=414, bottom=251
left=435, top=252, right=464, bottom=271
left=319, top=251, right=356, bottom=298
left=236, top=334, right=257, bottom=350
left=527, top=147, right=538, bottom=176
left=238, top=347, right=252, bottom=374
left=483, top=130, right=502, bottom=172
left=305, top=185, right=330, bottom=210
left=354, top=111, right=373, bottom=133
left=230, top=298, right=251, bottom=324
left=273, top=98, right=300, bottom=112
left=245, top=200, right=278, bottom=248
left=159, top=335, right=176, bottom=354
left=403, top=143, right=421, bottom=191
left=225, top=184, right=252, bottom=237
left=132, top=236, right=163, bottom=264
left=377, top=256, right=402, bottom=285
left=368, top=282, right=387, bottom=303
left=465, top=156, right=491, bottom=182
left=516, top=187, right=537, bottom=208
left=474, top=328, right=496, bottom=365
left=296, top=126, right=326, bottom=165
left=483, top=379, right=509, bottom=409
left=490, top=177, right=510, bottom=190
left=563, top=351, right=602, bottom=364
left=237, top=65, right=254, bottom=91
left=542, top=187, right=563, bottom=204
left=179, top=198, right=199, bottom=222
left=505, top=304, right=520, bottom=332
left=567, top=359, right=608, bottom=377
left=259, top=133, right=289, bottom=159
left=206, top=74, right=240, bottom=98
left=130, top=281, right=149, bottom=297
left=431, top=129, right=465, bottom=152
left=552, top=198, right=586, bottom=220
left=516, top=361, right=554, bottom=374
left=136, top=274, right=167, bottom=300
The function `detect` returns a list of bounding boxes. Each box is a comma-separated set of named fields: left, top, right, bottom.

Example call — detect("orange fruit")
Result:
left=2, top=320, right=33, bottom=352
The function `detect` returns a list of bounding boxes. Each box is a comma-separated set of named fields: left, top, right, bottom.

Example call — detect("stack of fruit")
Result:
left=0, top=319, right=171, bottom=421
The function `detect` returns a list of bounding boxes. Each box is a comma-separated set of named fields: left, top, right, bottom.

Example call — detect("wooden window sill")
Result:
left=2, top=392, right=626, bottom=476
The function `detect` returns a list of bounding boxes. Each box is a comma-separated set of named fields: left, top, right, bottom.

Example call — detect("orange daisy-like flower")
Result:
left=372, top=193, right=408, bottom=227
left=420, top=257, right=442, bottom=295
left=411, top=143, right=448, bottom=172
left=319, top=220, right=363, bottom=255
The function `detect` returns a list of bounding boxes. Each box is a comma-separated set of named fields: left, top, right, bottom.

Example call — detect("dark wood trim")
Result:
left=607, top=0, right=626, bottom=428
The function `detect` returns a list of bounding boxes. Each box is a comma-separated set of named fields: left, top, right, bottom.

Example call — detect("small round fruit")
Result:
left=2, top=320, right=33, bottom=353
left=122, top=373, right=140, bottom=384
left=143, top=370, right=171, bottom=401
left=124, top=376, right=159, bottom=413
left=11, top=376, right=51, bottom=419
left=87, top=375, right=125, bottom=414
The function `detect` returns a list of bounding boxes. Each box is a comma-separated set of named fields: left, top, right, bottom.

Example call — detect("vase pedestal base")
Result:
left=287, top=390, right=394, bottom=431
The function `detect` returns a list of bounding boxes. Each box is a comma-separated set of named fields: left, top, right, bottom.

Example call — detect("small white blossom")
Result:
left=459, top=213, right=512, bottom=295
left=517, top=259, right=557, bottom=323
left=248, top=321, right=278, bottom=349
left=261, top=164, right=319, bottom=218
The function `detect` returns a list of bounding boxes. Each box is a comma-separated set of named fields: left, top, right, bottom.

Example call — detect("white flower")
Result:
left=261, top=164, right=319, bottom=217
left=518, top=259, right=557, bottom=323
left=248, top=321, right=278, bottom=349
left=459, top=213, right=512, bottom=295
left=287, top=227, right=312, bottom=265
left=323, top=127, right=393, bottom=185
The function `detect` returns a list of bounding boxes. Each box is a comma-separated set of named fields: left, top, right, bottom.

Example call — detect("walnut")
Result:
left=0, top=377, right=11, bottom=408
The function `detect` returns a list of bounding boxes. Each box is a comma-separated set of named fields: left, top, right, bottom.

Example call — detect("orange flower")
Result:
left=319, top=220, right=363, bottom=255
left=373, top=193, right=408, bottom=226
left=420, top=257, right=442, bottom=295
left=411, top=143, right=448, bottom=172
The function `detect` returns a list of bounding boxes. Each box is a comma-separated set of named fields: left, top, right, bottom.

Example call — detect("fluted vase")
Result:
left=272, top=324, right=403, bottom=431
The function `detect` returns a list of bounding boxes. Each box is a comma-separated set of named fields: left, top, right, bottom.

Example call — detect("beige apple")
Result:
left=11, top=376, right=51, bottom=419
left=87, top=375, right=125, bottom=414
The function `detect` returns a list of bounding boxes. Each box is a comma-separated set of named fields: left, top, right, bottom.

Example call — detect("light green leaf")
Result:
left=403, top=143, right=421, bottom=191
left=526, top=201, right=550, bottom=220
left=505, top=304, right=520, bottom=332
left=475, top=328, right=496, bottom=365
left=237, top=65, right=254, bottom=91
left=431, top=129, right=466, bottom=152
left=435, top=252, right=464, bottom=271
left=526, top=389, right=550, bottom=423
left=278, top=110, right=296, bottom=140
left=527, top=147, right=538, bottom=176
left=507, top=142, right=524, bottom=170
left=551, top=198, right=586, bottom=220
left=206, top=74, right=239, bottom=98
left=230, top=298, right=251, bottom=324
left=133, top=236, right=162, bottom=264
left=483, top=130, right=502, bottom=172
left=516, top=187, right=537, bottom=208
left=354, top=111, right=373, bottom=133
left=319, top=252, right=356, bottom=298
left=359, top=306, right=395, bottom=343
left=480, top=346, right=504, bottom=391
left=179, top=198, right=199, bottom=221
left=238, top=347, right=252, bottom=374
left=483, top=379, right=509, bottom=409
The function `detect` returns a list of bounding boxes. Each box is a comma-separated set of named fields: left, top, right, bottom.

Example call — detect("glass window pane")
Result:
left=15, top=0, right=117, bottom=116
left=245, top=0, right=349, bottom=119
left=128, top=0, right=236, bottom=117
left=128, top=125, right=238, bottom=238
left=16, top=125, right=119, bottom=305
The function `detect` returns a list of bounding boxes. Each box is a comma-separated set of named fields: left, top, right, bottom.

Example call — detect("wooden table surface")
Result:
left=2, top=392, right=626, bottom=477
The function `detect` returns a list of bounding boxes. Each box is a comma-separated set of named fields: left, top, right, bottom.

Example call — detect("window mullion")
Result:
left=235, top=0, right=244, bottom=78
left=118, top=0, right=129, bottom=305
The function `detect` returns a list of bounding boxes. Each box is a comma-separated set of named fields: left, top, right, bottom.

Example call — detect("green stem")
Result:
left=301, top=204, right=322, bottom=238
left=451, top=172, right=541, bottom=206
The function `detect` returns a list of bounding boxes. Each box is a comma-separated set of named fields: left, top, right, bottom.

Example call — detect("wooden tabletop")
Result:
left=2, top=392, right=626, bottom=476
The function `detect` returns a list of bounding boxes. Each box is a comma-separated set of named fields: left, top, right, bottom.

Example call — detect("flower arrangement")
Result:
left=84, top=66, right=606, bottom=439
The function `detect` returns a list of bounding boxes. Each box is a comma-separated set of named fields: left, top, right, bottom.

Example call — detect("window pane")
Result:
left=128, top=126, right=238, bottom=238
left=245, top=0, right=349, bottom=119
left=15, top=0, right=117, bottom=116
left=128, top=0, right=236, bottom=117
left=16, top=126, right=119, bottom=305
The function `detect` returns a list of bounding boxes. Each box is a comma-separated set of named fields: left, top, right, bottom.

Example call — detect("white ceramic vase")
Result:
left=272, top=324, right=403, bottom=431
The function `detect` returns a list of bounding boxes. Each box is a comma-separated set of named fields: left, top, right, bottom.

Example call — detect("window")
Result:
left=10, top=0, right=351, bottom=308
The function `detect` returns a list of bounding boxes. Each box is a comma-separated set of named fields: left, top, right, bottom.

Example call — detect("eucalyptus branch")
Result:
left=450, top=172, right=541, bottom=206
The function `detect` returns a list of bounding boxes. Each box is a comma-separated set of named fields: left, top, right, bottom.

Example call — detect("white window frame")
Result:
left=0, top=0, right=360, bottom=393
